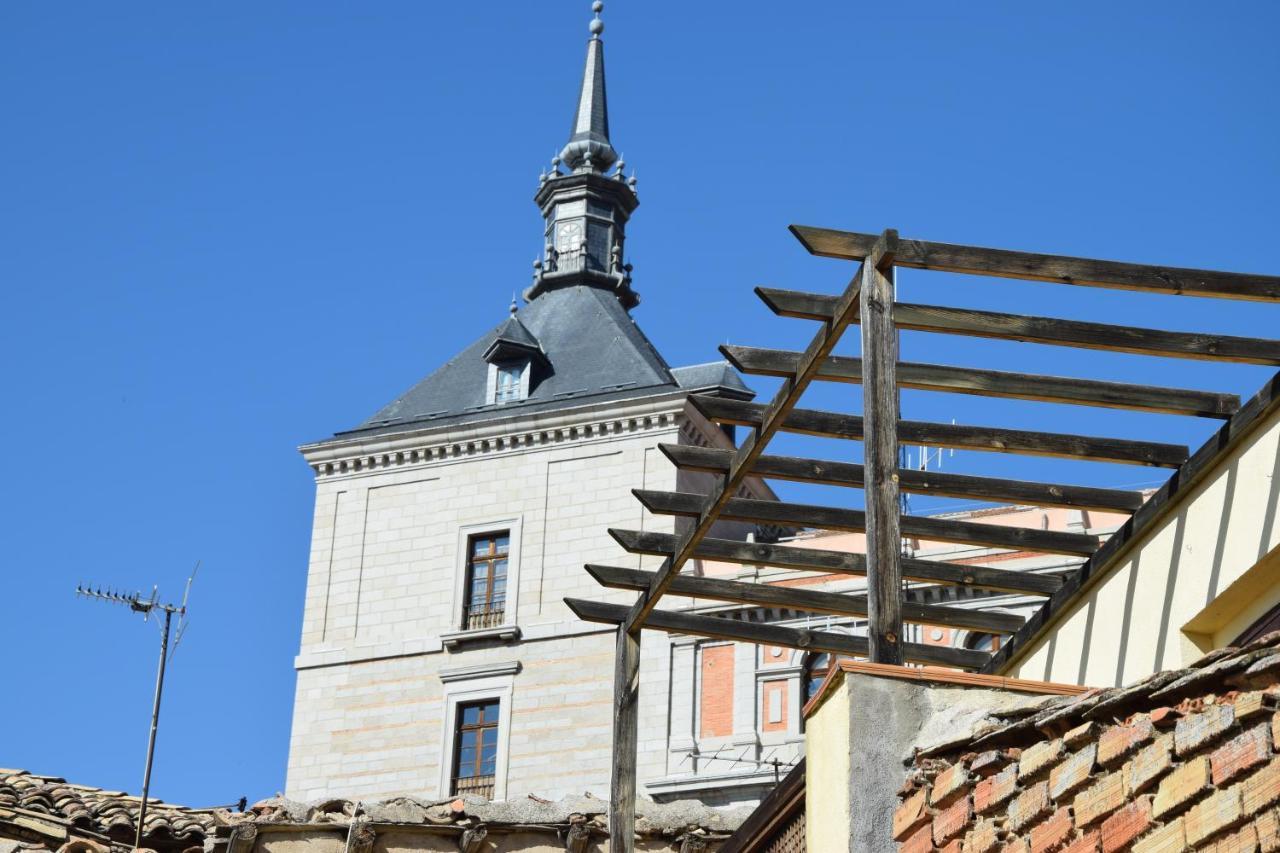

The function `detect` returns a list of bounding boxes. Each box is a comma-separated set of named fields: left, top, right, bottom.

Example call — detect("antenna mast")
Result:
left=75, top=564, right=198, bottom=849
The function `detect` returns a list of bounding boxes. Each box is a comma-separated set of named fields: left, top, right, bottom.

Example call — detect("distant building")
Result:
left=284, top=3, right=773, bottom=806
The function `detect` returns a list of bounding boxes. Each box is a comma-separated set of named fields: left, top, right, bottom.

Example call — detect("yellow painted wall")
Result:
left=805, top=682, right=851, bottom=850
left=1003, top=403, right=1280, bottom=686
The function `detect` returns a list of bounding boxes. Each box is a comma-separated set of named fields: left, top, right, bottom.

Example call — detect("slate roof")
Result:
left=338, top=284, right=752, bottom=440
left=670, top=362, right=754, bottom=399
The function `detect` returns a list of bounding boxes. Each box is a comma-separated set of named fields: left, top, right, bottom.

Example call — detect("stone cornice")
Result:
left=300, top=390, right=693, bottom=481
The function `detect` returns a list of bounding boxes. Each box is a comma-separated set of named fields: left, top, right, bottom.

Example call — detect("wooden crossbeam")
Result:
left=608, top=529, right=1065, bottom=595
left=566, top=598, right=992, bottom=670
left=585, top=564, right=1026, bottom=634
left=660, top=444, right=1144, bottom=513
left=723, top=345, right=1240, bottom=418
left=688, top=395, right=1188, bottom=467
left=634, top=490, right=1102, bottom=556
left=789, top=226, right=1280, bottom=302
left=758, top=288, right=1280, bottom=366
left=620, top=230, right=899, bottom=636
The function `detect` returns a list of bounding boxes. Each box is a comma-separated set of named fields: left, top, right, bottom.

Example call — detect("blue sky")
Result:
left=1, top=1, right=1277, bottom=807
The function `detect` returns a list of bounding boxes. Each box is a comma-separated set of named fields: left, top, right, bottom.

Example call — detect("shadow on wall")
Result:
left=1030, top=427, right=1280, bottom=689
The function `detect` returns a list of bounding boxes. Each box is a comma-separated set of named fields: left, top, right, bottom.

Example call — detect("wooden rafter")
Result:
left=634, top=490, right=1101, bottom=556
left=618, top=229, right=900, bottom=636
left=723, top=345, right=1240, bottom=418
left=790, top=225, right=1280, bottom=301
left=568, top=598, right=992, bottom=670
left=584, top=564, right=1025, bottom=634
left=607, top=529, right=1064, bottom=595
left=688, top=395, right=1190, bottom=467
left=659, top=444, right=1145, bottom=513
left=759, top=288, right=1280, bottom=365
left=582, top=225, right=1280, bottom=852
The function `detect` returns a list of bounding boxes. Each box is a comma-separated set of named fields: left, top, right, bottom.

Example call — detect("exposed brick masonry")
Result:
left=894, top=633, right=1280, bottom=851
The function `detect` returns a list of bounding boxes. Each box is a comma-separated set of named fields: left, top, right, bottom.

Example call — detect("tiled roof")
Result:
left=0, top=769, right=216, bottom=852
left=894, top=631, right=1280, bottom=851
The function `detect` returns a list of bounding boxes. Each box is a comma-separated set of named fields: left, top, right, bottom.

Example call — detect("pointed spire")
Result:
left=560, top=2, right=618, bottom=173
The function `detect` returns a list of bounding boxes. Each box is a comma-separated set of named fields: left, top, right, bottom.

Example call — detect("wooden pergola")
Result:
left=562, top=226, right=1280, bottom=847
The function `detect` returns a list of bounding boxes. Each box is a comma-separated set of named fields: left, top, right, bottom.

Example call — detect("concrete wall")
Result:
left=1003, top=403, right=1280, bottom=687
left=803, top=667, right=1081, bottom=852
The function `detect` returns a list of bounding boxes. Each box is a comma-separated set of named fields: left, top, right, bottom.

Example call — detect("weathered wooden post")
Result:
left=859, top=229, right=902, bottom=664
left=610, top=626, right=640, bottom=850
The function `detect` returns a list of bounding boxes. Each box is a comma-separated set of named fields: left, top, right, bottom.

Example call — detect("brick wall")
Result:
left=894, top=635, right=1280, bottom=851
left=700, top=644, right=736, bottom=739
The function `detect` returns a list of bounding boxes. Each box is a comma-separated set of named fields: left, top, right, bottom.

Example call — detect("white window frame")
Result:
left=485, top=360, right=532, bottom=405
left=451, top=517, right=523, bottom=632
left=436, top=673, right=515, bottom=801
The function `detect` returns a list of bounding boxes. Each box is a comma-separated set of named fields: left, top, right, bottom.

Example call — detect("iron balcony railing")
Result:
left=453, top=774, right=495, bottom=799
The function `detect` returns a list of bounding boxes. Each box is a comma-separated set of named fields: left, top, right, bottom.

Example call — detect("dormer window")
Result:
left=483, top=309, right=547, bottom=407
left=494, top=362, right=525, bottom=404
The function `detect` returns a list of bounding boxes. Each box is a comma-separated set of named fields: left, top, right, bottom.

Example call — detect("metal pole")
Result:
left=136, top=608, right=172, bottom=849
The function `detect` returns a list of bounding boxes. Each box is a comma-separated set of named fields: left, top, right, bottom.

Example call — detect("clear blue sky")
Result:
left=1, top=1, right=1277, bottom=807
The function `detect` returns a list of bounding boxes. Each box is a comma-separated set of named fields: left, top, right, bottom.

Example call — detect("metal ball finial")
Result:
left=510, top=294, right=519, bottom=315
left=590, top=1, right=604, bottom=36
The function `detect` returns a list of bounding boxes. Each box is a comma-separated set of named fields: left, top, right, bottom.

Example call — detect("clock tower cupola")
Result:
left=525, top=1, right=640, bottom=309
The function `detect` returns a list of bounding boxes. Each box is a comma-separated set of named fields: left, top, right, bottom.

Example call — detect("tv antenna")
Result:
left=75, top=562, right=199, bottom=849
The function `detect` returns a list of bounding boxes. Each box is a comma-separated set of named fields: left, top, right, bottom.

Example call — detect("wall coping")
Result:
left=802, top=660, right=1090, bottom=720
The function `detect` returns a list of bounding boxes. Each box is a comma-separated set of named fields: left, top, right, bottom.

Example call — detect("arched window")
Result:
left=802, top=651, right=832, bottom=703
left=966, top=633, right=1001, bottom=653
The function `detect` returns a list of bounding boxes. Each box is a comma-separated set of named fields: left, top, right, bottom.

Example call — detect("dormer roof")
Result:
left=482, top=315, right=545, bottom=365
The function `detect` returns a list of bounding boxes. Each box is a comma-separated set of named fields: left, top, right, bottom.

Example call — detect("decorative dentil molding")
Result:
left=306, top=409, right=685, bottom=481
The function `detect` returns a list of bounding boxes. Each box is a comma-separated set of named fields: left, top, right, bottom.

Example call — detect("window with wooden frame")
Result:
left=463, top=532, right=509, bottom=629
left=450, top=699, right=499, bottom=798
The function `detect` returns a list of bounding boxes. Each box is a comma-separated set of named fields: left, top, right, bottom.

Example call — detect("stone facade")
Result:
left=286, top=392, right=769, bottom=803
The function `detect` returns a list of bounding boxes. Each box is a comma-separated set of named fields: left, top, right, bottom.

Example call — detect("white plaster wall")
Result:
left=286, top=406, right=684, bottom=801
left=1004, top=404, right=1280, bottom=687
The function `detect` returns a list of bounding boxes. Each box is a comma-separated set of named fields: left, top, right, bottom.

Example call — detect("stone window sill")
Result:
left=440, top=624, right=522, bottom=650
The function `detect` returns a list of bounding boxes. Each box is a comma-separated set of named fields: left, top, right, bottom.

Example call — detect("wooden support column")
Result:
left=610, top=625, right=640, bottom=851
left=860, top=229, right=902, bottom=665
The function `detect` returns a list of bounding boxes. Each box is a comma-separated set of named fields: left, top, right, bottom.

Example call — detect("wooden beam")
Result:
left=635, top=490, right=1102, bottom=556
left=859, top=253, right=903, bottom=664
left=758, top=288, right=1280, bottom=366
left=608, top=528, right=1065, bottom=596
left=609, top=627, right=639, bottom=852
left=566, top=597, right=992, bottom=670
left=659, top=444, right=1145, bottom=513
left=789, top=226, right=1280, bottom=302
left=585, top=564, right=1025, bottom=634
left=723, top=345, right=1241, bottom=418
left=621, top=231, right=897, bottom=635
left=688, top=395, right=1188, bottom=468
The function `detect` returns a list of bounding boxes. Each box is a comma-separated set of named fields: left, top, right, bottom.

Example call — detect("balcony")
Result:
left=453, top=774, right=495, bottom=800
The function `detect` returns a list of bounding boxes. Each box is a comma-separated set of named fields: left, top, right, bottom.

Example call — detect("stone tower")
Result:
left=284, top=3, right=772, bottom=804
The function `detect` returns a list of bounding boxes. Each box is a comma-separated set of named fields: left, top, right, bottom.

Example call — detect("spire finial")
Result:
left=589, top=2, right=604, bottom=38
left=559, top=1, right=617, bottom=172
left=509, top=293, right=519, bottom=316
